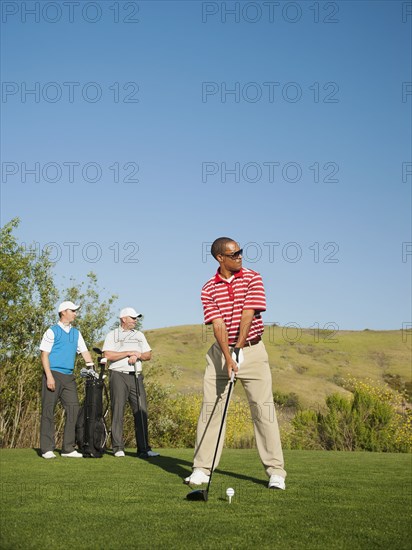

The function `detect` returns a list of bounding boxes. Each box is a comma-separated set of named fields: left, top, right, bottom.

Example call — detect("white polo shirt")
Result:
left=102, top=328, right=151, bottom=373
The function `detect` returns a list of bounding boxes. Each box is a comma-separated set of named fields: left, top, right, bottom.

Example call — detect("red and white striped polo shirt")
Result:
left=201, top=267, right=266, bottom=345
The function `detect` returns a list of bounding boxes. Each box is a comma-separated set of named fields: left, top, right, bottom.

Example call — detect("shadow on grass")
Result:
left=132, top=451, right=266, bottom=487
left=212, top=467, right=267, bottom=487
left=31, top=447, right=266, bottom=487
left=130, top=452, right=194, bottom=479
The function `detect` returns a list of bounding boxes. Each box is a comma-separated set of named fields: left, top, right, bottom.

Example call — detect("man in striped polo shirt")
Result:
left=185, top=237, right=286, bottom=490
left=39, top=301, right=94, bottom=459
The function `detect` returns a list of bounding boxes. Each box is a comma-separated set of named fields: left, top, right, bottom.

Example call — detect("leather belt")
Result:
left=230, top=336, right=262, bottom=348
left=245, top=336, right=262, bottom=346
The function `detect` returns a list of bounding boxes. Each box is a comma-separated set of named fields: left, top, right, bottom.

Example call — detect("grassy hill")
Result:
left=143, top=325, right=411, bottom=409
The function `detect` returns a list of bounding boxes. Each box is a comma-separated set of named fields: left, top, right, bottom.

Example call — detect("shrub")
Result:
left=289, top=410, right=323, bottom=450
left=225, top=400, right=255, bottom=448
left=318, top=393, right=354, bottom=450
left=289, top=378, right=411, bottom=452
left=120, top=367, right=257, bottom=449
left=383, top=373, right=412, bottom=401
left=273, top=391, right=300, bottom=410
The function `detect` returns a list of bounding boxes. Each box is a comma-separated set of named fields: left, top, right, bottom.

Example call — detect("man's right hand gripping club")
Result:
left=230, top=347, right=244, bottom=378
left=211, top=318, right=244, bottom=379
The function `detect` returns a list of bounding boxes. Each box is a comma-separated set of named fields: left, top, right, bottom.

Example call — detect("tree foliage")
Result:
left=0, top=218, right=117, bottom=447
left=0, top=218, right=58, bottom=360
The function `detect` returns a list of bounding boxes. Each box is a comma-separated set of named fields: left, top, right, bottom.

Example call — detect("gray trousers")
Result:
left=109, top=371, right=150, bottom=453
left=40, top=371, right=80, bottom=454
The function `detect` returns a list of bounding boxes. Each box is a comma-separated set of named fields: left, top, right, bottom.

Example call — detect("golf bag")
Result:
left=76, top=348, right=109, bottom=458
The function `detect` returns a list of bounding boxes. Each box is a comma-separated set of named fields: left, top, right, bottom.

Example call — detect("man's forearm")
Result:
left=211, top=319, right=239, bottom=377
left=41, top=351, right=56, bottom=390
left=104, top=350, right=137, bottom=361
left=104, top=350, right=148, bottom=361
left=81, top=350, right=93, bottom=364
left=212, top=319, right=232, bottom=362
left=235, top=309, right=255, bottom=348
left=41, top=351, right=53, bottom=377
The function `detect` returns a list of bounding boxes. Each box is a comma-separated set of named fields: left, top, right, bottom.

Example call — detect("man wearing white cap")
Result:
left=102, top=307, right=159, bottom=458
left=39, top=301, right=94, bottom=459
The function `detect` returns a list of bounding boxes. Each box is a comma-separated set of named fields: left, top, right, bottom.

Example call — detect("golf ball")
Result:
left=226, top=488, right=235, bottom=497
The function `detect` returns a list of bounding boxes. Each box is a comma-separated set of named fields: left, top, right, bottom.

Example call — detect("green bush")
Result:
left=289, top=378, right=411, bottom=453
left=273, top=391, right=300, bottom=410
left=383, top=373, right=412, bottom=401
left=123, top=374, right=411, bottom=453
left=288, top=410, right=323, bottom=450
left=119, top=367, right=255, bottom=449
left=318, top=394, right=354, bottom=450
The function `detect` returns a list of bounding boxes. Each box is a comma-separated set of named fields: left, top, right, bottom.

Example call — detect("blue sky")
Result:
left=1, top=0, right=411, bottom=332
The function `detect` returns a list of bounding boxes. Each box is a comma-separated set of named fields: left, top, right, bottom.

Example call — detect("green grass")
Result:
left=1, top=449, right=411, bottom=549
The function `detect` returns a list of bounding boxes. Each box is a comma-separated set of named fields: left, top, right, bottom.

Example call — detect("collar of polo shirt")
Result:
left=215, top=267, right=244, bottom=283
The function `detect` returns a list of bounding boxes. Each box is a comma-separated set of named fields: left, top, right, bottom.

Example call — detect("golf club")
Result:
left=93, top=347, right=107, bottom=380
left=93, top=347, right=109, bottom=446
left=80, top=367, right=99, bottom=379
left=186, top=370, right=236, bottom=501
left=134, top=362, right=149, bottom=454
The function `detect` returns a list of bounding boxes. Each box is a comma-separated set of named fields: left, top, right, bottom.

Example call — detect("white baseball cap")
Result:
left=58, top=301, right=80, bottom=313
left=119, top=307, right=142, bottom=319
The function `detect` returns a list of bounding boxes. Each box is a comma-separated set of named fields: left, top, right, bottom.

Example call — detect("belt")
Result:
left=116, top=371, right=136, bottom=375
left=245, top=336, right=262, bottom=347
left=230, top=336, right=261, bottom=348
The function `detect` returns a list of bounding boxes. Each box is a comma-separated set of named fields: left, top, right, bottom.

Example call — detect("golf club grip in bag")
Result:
left=76, top=378, right=109, bottom=458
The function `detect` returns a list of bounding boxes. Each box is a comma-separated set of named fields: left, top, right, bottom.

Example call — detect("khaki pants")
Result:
left=193, top=341, right=286, bottom=479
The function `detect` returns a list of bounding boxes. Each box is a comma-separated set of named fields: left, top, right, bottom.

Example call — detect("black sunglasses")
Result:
left=221, top=249, right=243, bottom=259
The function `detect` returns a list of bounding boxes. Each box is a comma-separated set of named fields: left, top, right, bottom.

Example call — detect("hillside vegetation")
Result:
left=143, top=325, right=411, bottom=408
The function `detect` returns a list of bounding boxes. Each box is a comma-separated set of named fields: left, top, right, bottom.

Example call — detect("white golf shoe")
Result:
left=184, top=468, right=210, bottom=485
left=146, top=450, right=160, bottom=457
left=42, top=451, right=56, bottom=459
left=61, top=450, right=83, bottom=458
left=114, top=451, right=125, bottom=457
left=268, top=474, right=286, bottom=490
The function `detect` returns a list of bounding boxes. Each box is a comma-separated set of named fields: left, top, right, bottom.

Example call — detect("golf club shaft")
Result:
left=134, top=363, right=148, bottom=451
left=205, top=371, right=235, bottom=494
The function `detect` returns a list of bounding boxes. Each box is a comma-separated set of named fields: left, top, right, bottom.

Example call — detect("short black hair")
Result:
left=211, top=237, right=236, bottom=259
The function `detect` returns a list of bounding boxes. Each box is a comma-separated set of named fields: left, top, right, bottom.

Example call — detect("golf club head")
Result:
left=80, top=368, right=99, bottom=379
left=186, top=489, right=208, bottom=502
